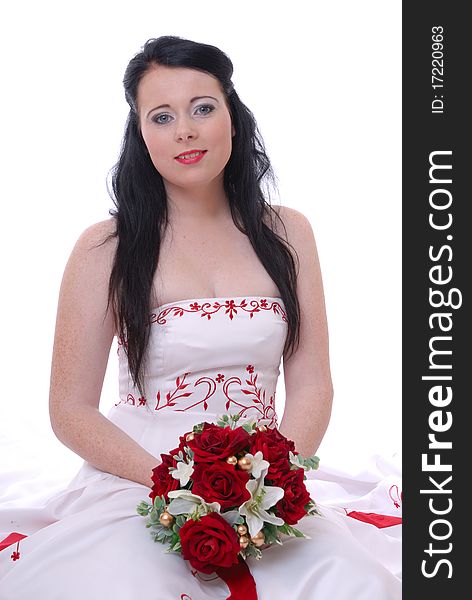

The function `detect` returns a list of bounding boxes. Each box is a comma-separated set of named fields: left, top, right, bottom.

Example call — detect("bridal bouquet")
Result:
left=137, top=413, right=321, bottom=599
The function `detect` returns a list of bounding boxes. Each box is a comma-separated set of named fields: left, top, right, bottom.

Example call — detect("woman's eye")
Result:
left=195, top=104, right=215, bottom=115
left=153, top=113, right=171, bottom=125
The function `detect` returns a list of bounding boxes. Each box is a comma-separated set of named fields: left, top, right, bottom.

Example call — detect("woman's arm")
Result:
left=275, top=207, right=334, bottom=457
left=49, top=219, right=160, bottom=488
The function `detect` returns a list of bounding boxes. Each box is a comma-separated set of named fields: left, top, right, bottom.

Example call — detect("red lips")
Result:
left=175, top=149, right=206, bottom=159
left=175, top=150, right=207, bottom=165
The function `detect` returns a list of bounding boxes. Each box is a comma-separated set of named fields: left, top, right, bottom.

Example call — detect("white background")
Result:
left=0, top=1, right=401, bottom=489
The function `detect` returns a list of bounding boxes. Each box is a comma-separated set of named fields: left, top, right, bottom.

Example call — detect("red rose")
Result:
left=274, top=468, right=311, bottom=525
left=187, top=423, right=250, bottom=462
left=179, top=512, right=240, bottom=574
left=249, top=428, right=296, bottom=482
left=192, top=462, right=251, bottom=510
left=149, top=453, right=180, bottom=502
left=172, top=430, right=194, bottom=455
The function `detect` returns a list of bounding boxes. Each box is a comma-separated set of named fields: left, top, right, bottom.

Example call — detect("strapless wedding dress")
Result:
left=0, top=296, right=401, bottom=599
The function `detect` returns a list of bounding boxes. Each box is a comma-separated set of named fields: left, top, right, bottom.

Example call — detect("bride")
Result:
left=0, top=35, right=401, bottom=599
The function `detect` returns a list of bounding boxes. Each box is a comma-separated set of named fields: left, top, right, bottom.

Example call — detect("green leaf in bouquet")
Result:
left=151, top=525, right=170, bottom=544
left=149, top=507, right=163, bottom=526
left=192, top=422, right=205, bottom=434
left=136, top=501, right=152, bottom=516
left=184, top=446, right=194, bottom=460
left=152, top=533, right=166, bottom=544
left=274, top=537, right=284, bottom=545
left=304, top=454, right=320, bottom=470
left=216, top=412, right=242, bottom=429
left=175, top=514, right=187, bottom=528
left=277, top=523, right=290, bottom=535
left=262, top=523, right=279, bottom=546
left=188, top=508, right=202, bottom=522
left=241, top=544, right=263, bottom=560
left=154, top=527, right=174, bottom=543
left=289, top=526, right=309, bottom=539
left=163, top=528, right=175, bottom=538
left=288, top=451, right=320, bottom=472
left=305, top=499, right=323, bottom=517
left=242, top=422, right=256, bottom=434
left=166, top=515, right=186, bottom=536
left=277, top=523, right=310, bottom=539
left=153, top=496, right=166, bottom=511
left=166, top=538, right=182, bottom=553
left=228, top=413, right=242, bottom=429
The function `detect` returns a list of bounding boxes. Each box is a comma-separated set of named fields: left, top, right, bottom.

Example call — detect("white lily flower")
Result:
left=244, top=451, right=270, bottom=479
left=220, top=510, right=241, bottom=526
left=167, top=489, right=221, bottom=516
left=171, top=460, right=194, bottom=486
left=167, top=489, right=204, bottom=504
left=239, top=475, right=284, bottom=538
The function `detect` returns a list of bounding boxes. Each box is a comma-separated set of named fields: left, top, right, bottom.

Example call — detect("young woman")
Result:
left=0, top=36, right=401, bottom=598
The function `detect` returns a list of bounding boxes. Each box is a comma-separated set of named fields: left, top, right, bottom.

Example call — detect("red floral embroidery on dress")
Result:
left=388, top=484, right=403, bottom=509
left=155, top=372, right=193, bottom=410
left=115, top=365, right=278, bottom=427
left=0, top=533, right=26, bottom=561
left=116, top=393, right=147, bottom=407
left=117, top=333, right=128, bottom=356
left=150, top=297, right=287, bottom=325
left=222, top=364, right=277, bottom=424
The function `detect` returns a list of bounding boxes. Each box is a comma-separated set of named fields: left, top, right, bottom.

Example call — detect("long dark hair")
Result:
left=100, top=35, right=300, bottom=398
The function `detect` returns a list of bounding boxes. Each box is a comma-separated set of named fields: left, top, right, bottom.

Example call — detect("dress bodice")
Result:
left=106, top=296, right=288, bottom=458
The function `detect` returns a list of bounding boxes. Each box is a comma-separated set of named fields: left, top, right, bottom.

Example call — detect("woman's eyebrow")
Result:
left=146, top=96, right=219, bottom=118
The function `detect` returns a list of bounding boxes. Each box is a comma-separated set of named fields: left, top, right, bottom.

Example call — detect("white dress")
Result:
left=0, top=296, right=402, bottom=599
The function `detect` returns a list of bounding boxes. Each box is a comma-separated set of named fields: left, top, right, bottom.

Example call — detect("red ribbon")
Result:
left=346, top=511, right=402, bottom=528
left=215, top=555, right=258, bottom=600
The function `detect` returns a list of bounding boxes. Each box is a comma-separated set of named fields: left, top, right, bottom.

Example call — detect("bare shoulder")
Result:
left=64, top=218, right=117, bottom=286
left=269, top=204, right=328, bottom=344
left=73, top=217, right=117, bottom=256
left=266, top=204, right=316, bottom=267
left=266, top=203, right=313, bottom=233
left=60, top=217, right=118, bottom=324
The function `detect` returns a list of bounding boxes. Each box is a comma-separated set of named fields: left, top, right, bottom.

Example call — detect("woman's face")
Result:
left=137, top=65, right=235, bottom=191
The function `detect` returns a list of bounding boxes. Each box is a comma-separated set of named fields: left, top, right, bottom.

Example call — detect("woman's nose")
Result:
left=175, top=117, right=198, bottom=142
